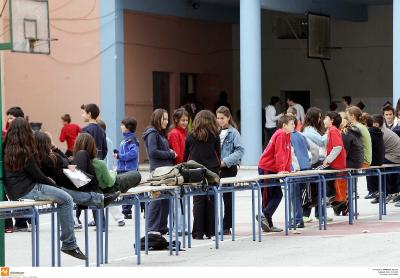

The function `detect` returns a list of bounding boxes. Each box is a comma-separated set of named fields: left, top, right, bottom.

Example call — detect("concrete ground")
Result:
left=4, top=168, right=400, bottom=267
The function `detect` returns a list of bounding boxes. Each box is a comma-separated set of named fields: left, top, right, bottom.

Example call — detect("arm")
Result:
left=304, top=128, right=327, bottom=147
left=274, top=134, right=289, bottom=172
left=222, top=130, right=245, bottom=167
left=306, top=138, right=320, bottom=165
left=147, top=132, right=174, bottom=160
left=325, top=146, right=343, bottom=164
left=24, top=157, right=56, bottom=186
left=59, top=126, right=66, bottom=143
left=118, top=143, right=138, bottom=162
left=168, top=132, right=184, bottom=163
left=94, top=160, right=116, bottom=188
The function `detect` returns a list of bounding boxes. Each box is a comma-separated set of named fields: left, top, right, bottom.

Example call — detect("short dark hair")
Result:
left=329, top=102, right=338, bottom=111
left=365, top=114, right=373, bottom=128
left=277, top=115, right=295, bottom=128
left=82, top=103, right=100, bottom=119
left=121, top=117, right=137, bottom=133
left=97, top=119, right=106, bottom=131
left=6, top=106, right=24, bottom=118
left=342, top=96, right=352, bottom=105
left=372, top=114, right=384, bottom=128
left=61, top=114, right=71, bottom=123
left=382, top=104, right=395, bottom=114
left=269, top=96, right=280, bottom=106
left=326, top=111, right=342, bottom=128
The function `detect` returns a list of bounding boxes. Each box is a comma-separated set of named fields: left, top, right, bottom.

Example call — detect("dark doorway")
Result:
left=180, top=73, right=197, bottom=106
left=153, top=72, right=170, bottom=111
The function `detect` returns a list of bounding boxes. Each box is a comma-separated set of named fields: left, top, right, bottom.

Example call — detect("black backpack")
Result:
left=140, top=234, right=168, bottom=250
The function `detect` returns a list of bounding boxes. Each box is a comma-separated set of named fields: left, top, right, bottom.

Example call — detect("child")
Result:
left=184, top=110, right=221, bottom=240
left=59, top=114, right=81, bottom=157
left=258, top=115, right=295, bottom=232
left=168, top=108, right=189, bottom=235
left=4, top=118, right=87, bottom=260
left=81, top=104, right=108, bottom=160
left=287, top=106, right=302, bottom=132
left=216, top=106, right=244, bottom=235
left=143, top=109, right=176, bottom=235
left=114, top=117, right=140, bottom=220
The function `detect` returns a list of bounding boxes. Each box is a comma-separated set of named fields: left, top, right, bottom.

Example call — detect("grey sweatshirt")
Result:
left=381, top=126, right=400, bottom=163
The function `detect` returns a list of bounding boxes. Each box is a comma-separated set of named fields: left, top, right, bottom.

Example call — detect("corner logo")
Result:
left=0, top=267, right=9, bottom=277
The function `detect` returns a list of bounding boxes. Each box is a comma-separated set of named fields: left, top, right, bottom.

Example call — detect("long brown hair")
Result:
left=34, top=131, right=57, bottom=167
left=192, top=110, right=219, bottom=142
left=216, top=106, right=238, bottom=129
left=301, top=107, right=324, bottom=135
left=147, top=108, right=168, bottom=136
left=73, top=133, right=97, bottom=159
left=4, top=117, right=36, bottom=171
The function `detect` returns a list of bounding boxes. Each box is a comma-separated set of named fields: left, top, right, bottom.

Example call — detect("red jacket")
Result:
left=258, top=129, right=292, bottom=173
left=168, top=127, right=187, bottom=164
left=59, top=123, right=81, bottom=151
left=327, top=126, right=347, bottom=170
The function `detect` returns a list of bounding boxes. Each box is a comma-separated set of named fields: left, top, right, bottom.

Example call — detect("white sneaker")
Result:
left=303, top=216, right=314, bottom=223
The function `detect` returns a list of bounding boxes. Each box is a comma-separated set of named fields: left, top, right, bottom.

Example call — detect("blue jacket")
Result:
left=117, top=131, right=139, bottom=173
left=143, top=127, right=174, bottom=171
left=291, top=131, right=311, bottom=170
left=220, top=126, right=244, bottom=168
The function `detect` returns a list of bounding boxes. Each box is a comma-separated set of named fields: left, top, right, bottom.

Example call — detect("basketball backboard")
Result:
left=9, top=0, right=50, bottom=54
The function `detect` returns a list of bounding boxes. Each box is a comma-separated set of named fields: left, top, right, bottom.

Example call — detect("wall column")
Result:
left=394, top=0, right=400, bottom=105
left=240, top=0, right=262, bottom=165
left=100, top=0, right=125, bottom=146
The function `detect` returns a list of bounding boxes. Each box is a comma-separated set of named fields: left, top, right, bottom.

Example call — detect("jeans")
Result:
left=20, top=183, right=78, bottom=250
left=294, top=183, right=306, bottom=224
left=61, top=187, right=103, bottom=208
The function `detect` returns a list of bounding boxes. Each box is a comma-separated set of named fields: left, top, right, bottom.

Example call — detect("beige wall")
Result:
left=2, top=0, right=100, bottom=151
left=124, top=11, right=233, bottom=161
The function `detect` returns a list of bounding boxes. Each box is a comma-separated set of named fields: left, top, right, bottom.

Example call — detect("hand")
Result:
left=48, top=177, right=56, bottom=184
left=113, top=153, right=118, bottom=159
left=278, top=171, right=289, bottom=174
left=221, top=160, right=226, bottom=167
left=170, top=150, right=177, bottom=158
left=68, top=165, right=77, bottom=171
left=322, top=160, right=329, bottom=167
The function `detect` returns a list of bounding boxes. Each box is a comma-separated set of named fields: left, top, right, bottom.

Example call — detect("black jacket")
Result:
left=4, top=157, right=56, bottom=200
left=368, top=127, right=385, bottom=166
left=342, top=126, right=363, bottom=169
left=183, top=132, right=221, bottom=175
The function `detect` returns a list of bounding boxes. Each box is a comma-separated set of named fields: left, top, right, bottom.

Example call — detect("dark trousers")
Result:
left=116, top=170, right=142, bottom=216
left=192, top=193, right=215, bottom=238
left=221, top=166, right=238, bottom=230
left=148, top=199, right=169, bottom=234
left=259, top=168, right=283, bottom=219
left=366, top=176, right=379, bottom=193
left=264, top=127, right=277, bottom=147
left=384, top=159, right=400, bottom=195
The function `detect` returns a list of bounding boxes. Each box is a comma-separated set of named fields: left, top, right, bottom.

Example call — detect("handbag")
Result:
left=63, top=168, right=92, bottom=188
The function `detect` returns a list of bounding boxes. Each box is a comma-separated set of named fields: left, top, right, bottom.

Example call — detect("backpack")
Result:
left=139, top=234, right=169, bottom=250
left=148, top=166, right=184, bottom=186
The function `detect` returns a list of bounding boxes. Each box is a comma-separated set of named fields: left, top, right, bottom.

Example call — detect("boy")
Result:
left=114, top=117, right=140, bottom=219
left=258, top=115, right=295, bottom=232
left=59, top=114, right=81, bottom=157
left=81, top=104, right=107, bottom=159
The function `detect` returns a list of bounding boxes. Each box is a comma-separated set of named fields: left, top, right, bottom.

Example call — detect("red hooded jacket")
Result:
left=168, top=127, right=187, bottom=164
left=258, top=129, right=292, bottom=173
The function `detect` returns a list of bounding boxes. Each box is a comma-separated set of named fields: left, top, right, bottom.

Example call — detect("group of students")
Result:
left=258, top=99, right=400, bottom=232
left=142, top=106, right=244, bottom=239
left=2, top=104, right=141, bottom=260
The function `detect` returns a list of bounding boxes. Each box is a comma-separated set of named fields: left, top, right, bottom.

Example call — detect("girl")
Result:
left=168, top=108, right=189, bottom=235
left=4, top=118, right=86, bottom=260
left=216, top=106, right=244, bottom=235
left=184, top=110, right=221, bottom=240
left=143, top=109, right=176, bottom=234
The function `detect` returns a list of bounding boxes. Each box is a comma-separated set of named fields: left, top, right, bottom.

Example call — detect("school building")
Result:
left=1, top=0, right=397, bottom=165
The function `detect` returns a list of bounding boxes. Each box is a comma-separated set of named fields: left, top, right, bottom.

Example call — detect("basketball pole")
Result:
left=0, top=42, right=12, bottom=267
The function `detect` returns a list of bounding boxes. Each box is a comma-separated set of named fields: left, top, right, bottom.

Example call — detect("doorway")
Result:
left=153, top=71, right=170, bottom=111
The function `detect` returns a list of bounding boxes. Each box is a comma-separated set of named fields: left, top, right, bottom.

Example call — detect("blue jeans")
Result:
left=20, top=184, right=77, bottom=250
left=61, top=187, right=103, bottom=208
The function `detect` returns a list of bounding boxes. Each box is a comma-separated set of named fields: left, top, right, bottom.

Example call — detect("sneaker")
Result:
left=61, top=247, right=87, bottom=260
left=269, top=226, right=283, bottom=232
left=316, top=216, right=333, bottom=222
left=371, top=197, right=380, bottom=204
left=124, top=213, right=132, bottom=220
left=103, top=191, right=121, bottom=208
left=88, top=220, right=96, bottom=227
left=118, top=220, right=125, bottom=227
left=223, top=229, right=231, bottom=235
left=13, top=226, right=28, bottom=232
left=296, top=222, right=305, bottom=229
left=386, top=194, right=395, bottom=203
left=303, top=216, right=314, bottom=223
left=364, top=192, right=375, bottom=199
left=395, top=201, right=400, bottom=207
left=5, top=227, right=13, bottom=233
left=392, top=194, right=400, bottom=203
left=74, top=223, right=82, bottom=230
left=255, top=214, right=270, bottom=232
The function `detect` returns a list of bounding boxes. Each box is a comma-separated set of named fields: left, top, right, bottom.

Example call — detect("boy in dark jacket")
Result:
left=258, top=115, right=295, bottom=232
left=81, top=104, right=108, bottom=160
left=365, top=115, right=385, bottom=200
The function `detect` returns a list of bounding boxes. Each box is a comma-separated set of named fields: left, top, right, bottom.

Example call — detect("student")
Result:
left=339, top=112, right=364, bottom=170
left=98, top=119, right=128, bottom=226
left=168, top=108, right=189, bottom=235
left=258, top=115, right=295, bottom=232
left=322, top=112, right=347, bottom=209
left=81, top=104, right=107, bottom=159
left=287, top=106, right=302, bottom=132
left=382, top=104, right=400, bottom=136
left=346, top=106, right=372, bottom=168
left=184, top=110, right=221, bottom=240
left=289, top=116, right=317, bottom=228
left=4, top=118, right=87, bottom=260
left=113, top=117, right=140, bottom=220
left=59, top=114, right=81, bottom=157
left=143, top=109, right=176, bottom=235
left=216, top=106, right=244, bottom=235
left=370, top=115, right=400, bottom=205
left=264, top=96, right=282, bottom=145
left=286, top=97, right=305, bottom=125
left=364, top=115, right=385, bottom=201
